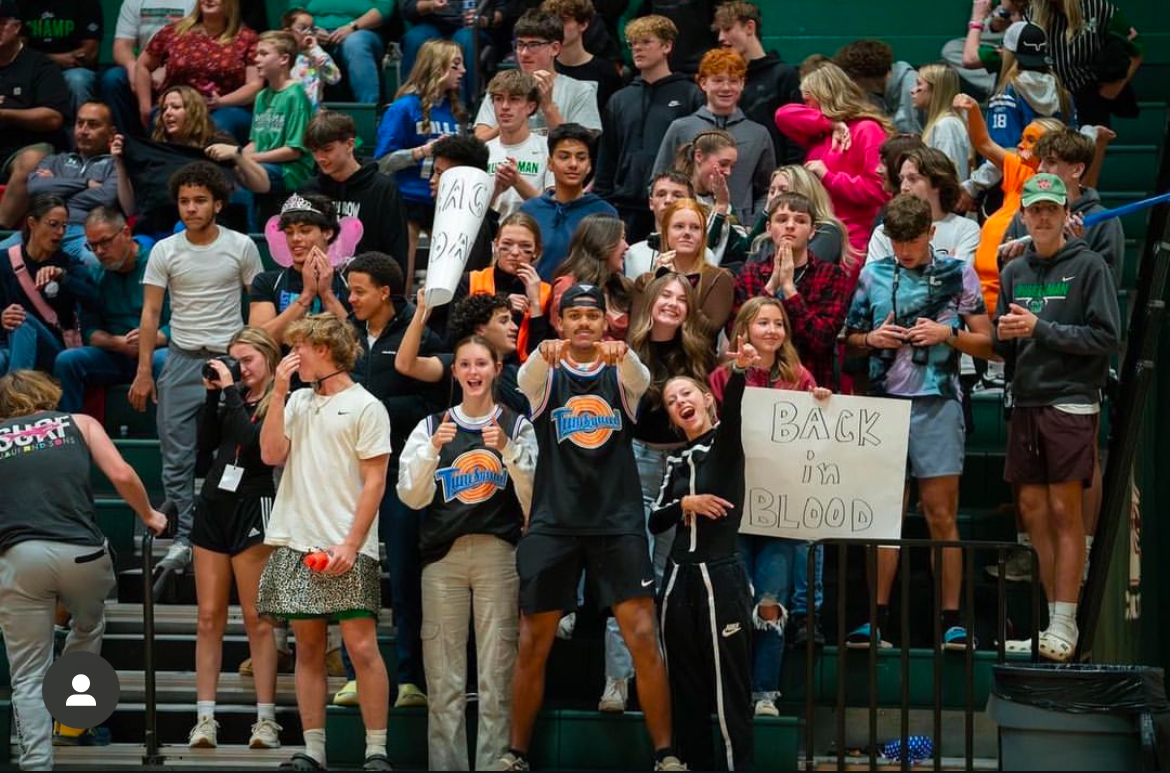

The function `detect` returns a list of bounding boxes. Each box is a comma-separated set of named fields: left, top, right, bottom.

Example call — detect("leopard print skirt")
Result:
left=256, top=546, right=382, bottom=620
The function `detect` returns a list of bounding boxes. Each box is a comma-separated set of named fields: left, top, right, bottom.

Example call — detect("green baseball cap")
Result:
left=1021, top=173, right=1068, bottom=208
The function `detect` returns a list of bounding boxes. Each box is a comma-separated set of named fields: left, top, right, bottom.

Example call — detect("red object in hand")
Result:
left=304, top=550, right=330, bottom=572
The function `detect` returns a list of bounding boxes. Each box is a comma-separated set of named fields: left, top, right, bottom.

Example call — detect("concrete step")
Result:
left=115, top=670, right=346, bottom=706
left=809, top=705, right=1000, bottom=759
left=100, top=701, right=307, bottom=747
left=51, top=743, right=299, bottom=771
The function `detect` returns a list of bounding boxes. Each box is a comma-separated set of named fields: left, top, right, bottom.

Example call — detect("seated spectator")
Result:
left=447, top=211, right=550, bottom=360
left=877, top=133, right=927, bottom=197
left=625, top=170, right=718, bottom=279
left=396, top=290, right=530, bottom=415
left=250, top=193, right=353, bottom=344
left=713, top=0, right=803, bottom=165
left=593, top=14, right=702, bottom=244
left=843, top=193, right=992, bottom=650
left=547, top=213, right=633, bottom=342
left=206, top=31, right=315, bottom=196
left=543, top=0, right=622, bottom=117
left=834, top=38, right=920, bottom=134
left=636, top=0, right=718, bottom=74
left=376, top=39, right=467, bottom=278
left=994, top=173, right=1121, bottom=661
left=654, top=48, right=775, bottom=224
left=486, top=71, right=548, bottom=218
left=0, top=194, right=99, bottom=374
left=953, top=92, right=1061, bottom=313
left=763, top=164, right=850, bottom=265
left=112, top=87, right=245, bottom=239
left=639, top=198, right=734, bottom=340
left=734, top=193, right=850, bottom=389
left=299, top=110, right=410, bottom=270
left=53, top=207, right=169, bottom=412
left=135, top=0, right=261, bottom=143
left=520, top=123, right=617, bottom=279
left=18, top=0, right=102, bottom=114
left=402, top=0, right=503, bottom=107
left=774, top=62, right=893, bottom=276
left=282, top=6, right=341, bottom=112
left=669, top=129, right=748, bottom=266
left=913, top=63, right=973, bottom=180
left=1002, top=128, right=1122, bottom=277
left=103, top=0, right=195, bottom=135
left=0, top=3, right=71, bottom=230
left=473, top=10, right=602, bottom=141
left=296, top=0, right=390, bottom=104
left=0, top=102, right=118, bottom=269
left=867, top=146, right=981, bottom=266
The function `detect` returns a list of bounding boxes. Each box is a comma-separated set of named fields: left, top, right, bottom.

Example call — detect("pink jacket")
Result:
left=774, top=104, right=890, bottom=267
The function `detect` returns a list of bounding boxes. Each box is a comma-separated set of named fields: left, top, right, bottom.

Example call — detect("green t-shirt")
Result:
left=250, top=83, right=316, bottom=192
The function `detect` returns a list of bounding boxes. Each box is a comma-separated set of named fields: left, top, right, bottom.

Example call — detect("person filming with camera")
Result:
left=185, top=326, right=283, bottom=750
left=842, top=193, right=992, bottom=650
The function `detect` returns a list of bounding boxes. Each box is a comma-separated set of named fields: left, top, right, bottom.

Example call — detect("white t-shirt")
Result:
left=114, top=0, right=196, bottom=50
left=265, top=383, right=392, bottom=561
left=475, top=73, right=602, bottom=136
left=866, top=213, right=982, bottom=267
left=143, top=227, right=262, bottom=351
left=487, top=133, right=550, bottom=217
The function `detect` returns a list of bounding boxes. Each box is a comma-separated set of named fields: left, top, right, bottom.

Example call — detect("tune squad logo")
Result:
left=435, top=449, right=509, bottom=504
left=551, top=395, right=622, bottom=449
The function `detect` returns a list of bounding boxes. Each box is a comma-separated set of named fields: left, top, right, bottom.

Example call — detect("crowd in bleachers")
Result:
left=0, top=0, right=1148, bottom=769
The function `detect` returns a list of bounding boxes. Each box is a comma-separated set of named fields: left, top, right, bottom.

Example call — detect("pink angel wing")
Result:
left=327, top=217, right=365, bottom=267
left=263, top=215, right=294, bottom=267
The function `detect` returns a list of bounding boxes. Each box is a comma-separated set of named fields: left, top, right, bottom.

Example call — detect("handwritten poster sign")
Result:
left=426, top=166, right=493, bottom=307
left=740, top=387, right=910, bottom=542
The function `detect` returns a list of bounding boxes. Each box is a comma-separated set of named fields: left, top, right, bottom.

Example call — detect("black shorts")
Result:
left=1004, top=406, right=1098, bottom=487
left=516, top=533, right=655, bottom=615
left=188, top=491, right=273, bottom=556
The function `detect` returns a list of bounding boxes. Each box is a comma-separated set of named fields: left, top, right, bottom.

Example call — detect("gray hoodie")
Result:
left=652, top=106, right=776, bottom=224
left=26, top=152, right=117, bottom=226
left=994, top=237, right=1121, bottom=406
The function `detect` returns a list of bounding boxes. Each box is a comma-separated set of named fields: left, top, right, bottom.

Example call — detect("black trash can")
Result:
left=988, top=663, right=1169, bottom=771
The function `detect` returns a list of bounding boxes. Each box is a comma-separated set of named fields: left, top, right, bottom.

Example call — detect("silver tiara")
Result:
left=280, top=193, right=320, bottom=216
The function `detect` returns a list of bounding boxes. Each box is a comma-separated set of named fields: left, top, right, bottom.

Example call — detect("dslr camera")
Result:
left=203, top=355, right=241, bottom=384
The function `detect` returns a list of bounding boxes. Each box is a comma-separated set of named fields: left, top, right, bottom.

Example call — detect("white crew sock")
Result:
left=257, top=703, right=276, bottom=721
left=365, top=728, right=388, bottom=760
left=1048, top=602, right=1056, bottom=623
left=196, top=701, right=215, bottom=721
left=1050, top=601, right=1079, bottom=641
left=304, top=728, right=326, bottom=766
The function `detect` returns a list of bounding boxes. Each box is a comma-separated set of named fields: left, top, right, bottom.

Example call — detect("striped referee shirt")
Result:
left=1030, top=0, right=1142, bottom=92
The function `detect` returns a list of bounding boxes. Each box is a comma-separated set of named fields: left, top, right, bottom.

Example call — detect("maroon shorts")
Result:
left=1004, top=406, right=1098, bottom=486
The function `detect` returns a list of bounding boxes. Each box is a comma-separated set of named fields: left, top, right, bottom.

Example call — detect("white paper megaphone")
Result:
left=425, top=166, right=493, bottom=307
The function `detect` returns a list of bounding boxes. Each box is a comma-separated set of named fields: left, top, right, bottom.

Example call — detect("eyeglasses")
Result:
left=513, top=39, right=553, bottom=53
left=291, top=24, right=313, bottom=33
left=497, top=242, right=536, bottom=257
left=85, top=233, right=120, bottom=252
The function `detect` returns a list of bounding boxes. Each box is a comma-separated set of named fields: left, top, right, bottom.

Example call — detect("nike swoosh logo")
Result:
left=1061, top=275, right=1076, bottom=282
left=641, top=578, right=654, bottom=587
left=722, top=623, right=741, bottom=637
left=248, top=528, right=260, bottom=537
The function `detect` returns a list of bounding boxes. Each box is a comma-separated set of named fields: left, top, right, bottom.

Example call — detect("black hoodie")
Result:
left=993, top=238, right=1121, bottom=407
left=299, top=163, right=411, bottom=272
left=743, top=51, right=804, bottom=166
left=352, top=297, right=448, bottom=471
left=593, top=72, right=704, bottom=207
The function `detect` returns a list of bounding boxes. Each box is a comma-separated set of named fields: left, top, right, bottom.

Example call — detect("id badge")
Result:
left=219, top=464, right=244, bottom=492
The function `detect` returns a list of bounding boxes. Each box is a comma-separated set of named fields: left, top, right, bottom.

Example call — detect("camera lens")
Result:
left=202, top=355, right=241, bottom=383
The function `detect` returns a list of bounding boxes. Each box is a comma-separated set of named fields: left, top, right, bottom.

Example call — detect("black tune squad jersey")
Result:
left=528, top=360, right=643, bottom=536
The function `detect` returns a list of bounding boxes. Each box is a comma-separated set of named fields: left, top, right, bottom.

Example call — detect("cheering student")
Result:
left=487, top=283, right=684, bottom=772
left=649, top=336, right=761, bottom=770
left=397, top=335, right=538, bottom=770
left=256, top=313, right=393, bottom=772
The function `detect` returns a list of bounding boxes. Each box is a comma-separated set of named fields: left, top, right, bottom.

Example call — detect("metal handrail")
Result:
left=803, top=537, right=1043, bottom=771
left=141, top=500, right=177, bottom=766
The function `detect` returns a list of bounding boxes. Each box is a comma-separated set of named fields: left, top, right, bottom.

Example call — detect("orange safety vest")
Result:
left=468, top=269, right=551, bottom=363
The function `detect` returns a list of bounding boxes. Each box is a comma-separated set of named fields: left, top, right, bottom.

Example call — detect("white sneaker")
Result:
left=248, top=717, right=281, bottom=749
left=188, top=716, right=219, bottom=748
left=754, top=698, right=779, bottom=717
left=556, top=612, right=577, bottom=640
left=159, top=542, right=192, bottom=571
left=598, top=677, right=628, bottom=713
left=654, top=755, right=689, bottom=771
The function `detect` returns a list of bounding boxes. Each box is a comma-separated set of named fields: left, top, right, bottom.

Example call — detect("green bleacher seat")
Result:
left=1114, top=103, right=1170, bottom=146
left=1097, top=145, right=1161, bottom=195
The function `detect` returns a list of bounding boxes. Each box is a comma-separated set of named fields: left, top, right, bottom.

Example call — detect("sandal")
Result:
left=278, top=752, right=326, bottom=771
left=1038, top=630, right=1076, bottom=662
left=362, top=753, right=395, bottom=771
left=1004, top=638, right=1033, bottom=654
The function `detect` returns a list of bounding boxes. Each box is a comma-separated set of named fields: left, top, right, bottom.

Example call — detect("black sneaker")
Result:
left=788, top=614, right=826, bottom=648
